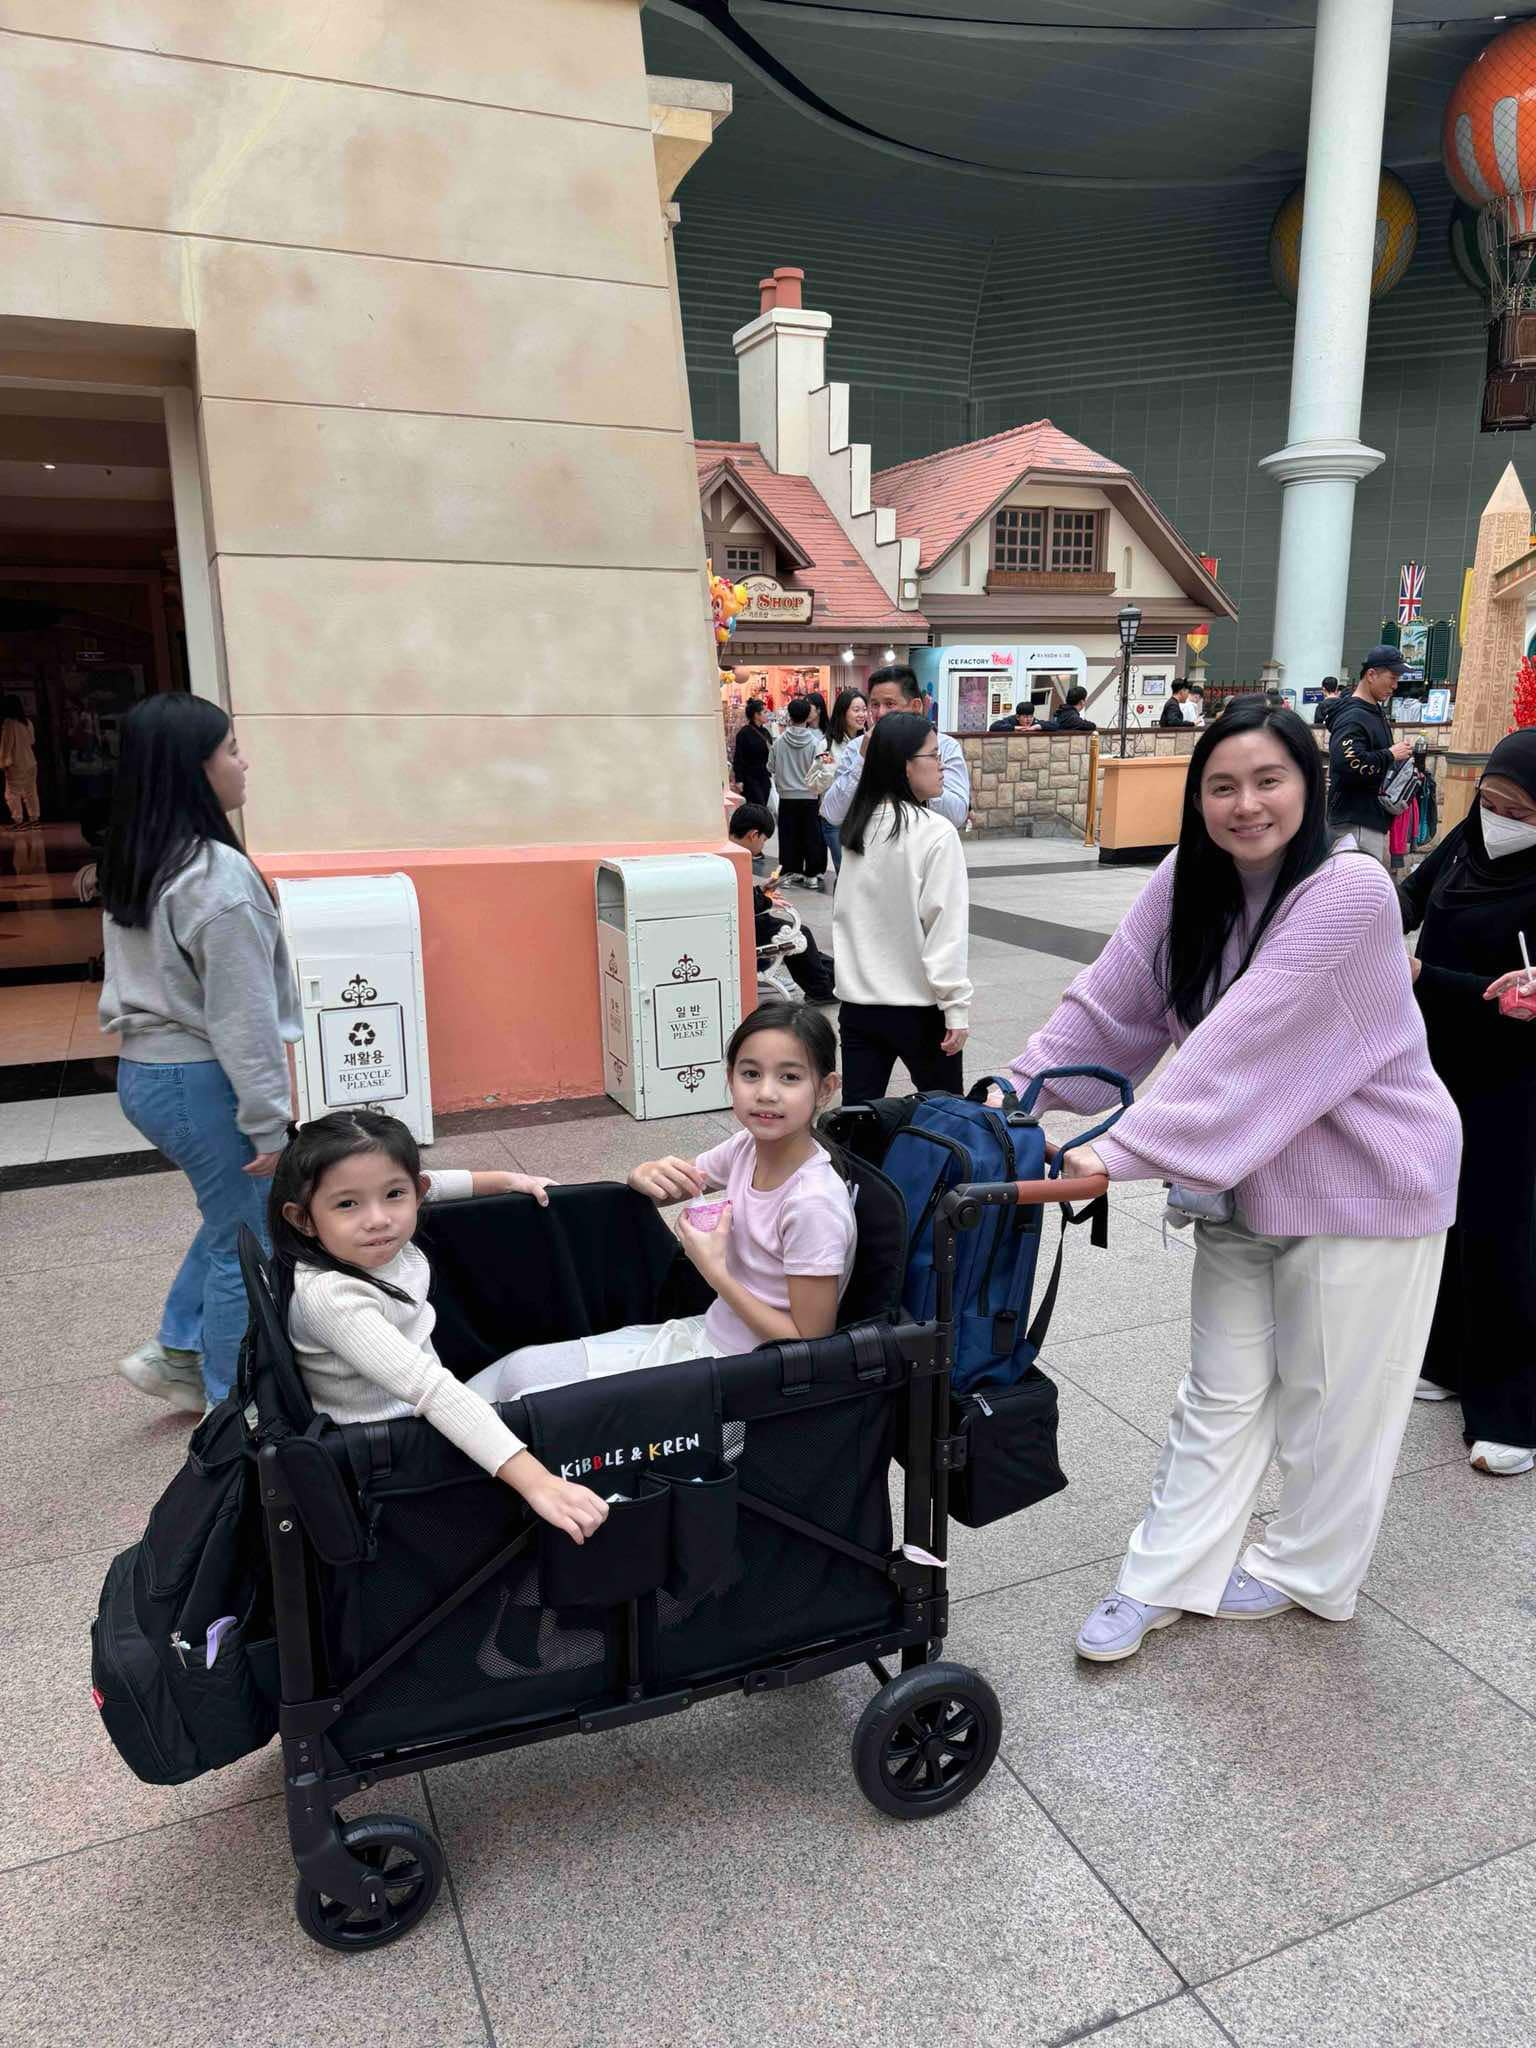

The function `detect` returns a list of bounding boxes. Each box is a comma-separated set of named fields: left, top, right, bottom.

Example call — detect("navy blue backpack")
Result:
left=880, top=1068, right=1131, bottom=1393
left=827, top=1067, right=1132, bottom=1528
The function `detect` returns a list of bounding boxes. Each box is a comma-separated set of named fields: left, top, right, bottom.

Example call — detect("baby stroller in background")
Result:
left=93, top=1089, right=1122, bottom=1954
left=754, top=884, right=836, bottom=1005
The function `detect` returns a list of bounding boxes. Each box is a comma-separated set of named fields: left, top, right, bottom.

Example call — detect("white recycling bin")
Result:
left=596, top=854, right=741, bottom=1119
left=276, top=873, right=435, bottom=1145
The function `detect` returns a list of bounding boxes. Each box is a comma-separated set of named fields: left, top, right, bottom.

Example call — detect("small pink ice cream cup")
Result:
left=684, top=1198, right=728, bottom=1232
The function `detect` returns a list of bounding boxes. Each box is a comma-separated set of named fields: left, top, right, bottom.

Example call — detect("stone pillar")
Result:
left=1259, top=0, right=1393, bottom=692
left=649, top=76, right=733, bottom=721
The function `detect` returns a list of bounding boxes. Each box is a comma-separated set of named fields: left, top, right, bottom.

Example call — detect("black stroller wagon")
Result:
left=119, top=1146, right=1105, bottom=1953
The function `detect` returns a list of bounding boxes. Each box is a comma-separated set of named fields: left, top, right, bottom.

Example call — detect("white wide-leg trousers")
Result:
left=1116, top=1216, right=1446, bottom=1622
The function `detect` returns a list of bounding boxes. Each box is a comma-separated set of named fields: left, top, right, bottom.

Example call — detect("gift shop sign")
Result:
left=739, top=575, right=813, bottom=624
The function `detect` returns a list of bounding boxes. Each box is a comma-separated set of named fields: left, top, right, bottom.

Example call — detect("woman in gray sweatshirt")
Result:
left=99, top=695, right=300, bottom=1413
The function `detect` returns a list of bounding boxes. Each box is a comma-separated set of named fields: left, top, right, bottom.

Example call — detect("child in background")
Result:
left=269, top=1111, right=606, bottom=1546
left=467, top=1002, right=857, bottom=1399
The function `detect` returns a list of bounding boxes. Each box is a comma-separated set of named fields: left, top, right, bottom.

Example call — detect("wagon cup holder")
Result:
left=650, top=1450, right=739, bottom=1602
left=538, top=1469, right=670, bottom=1608
left=536, top=1451, right=740, bottom=1610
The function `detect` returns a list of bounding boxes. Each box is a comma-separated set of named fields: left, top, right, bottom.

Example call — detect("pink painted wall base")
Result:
left=260, top=840, right=756, bottom=1113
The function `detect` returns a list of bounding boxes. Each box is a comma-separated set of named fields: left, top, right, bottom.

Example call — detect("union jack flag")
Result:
left=1397, top=561, right=1424, bottom=625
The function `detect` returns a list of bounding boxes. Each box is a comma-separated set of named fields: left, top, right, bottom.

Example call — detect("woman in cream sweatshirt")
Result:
left=832, top=711, right=972, bottom=1102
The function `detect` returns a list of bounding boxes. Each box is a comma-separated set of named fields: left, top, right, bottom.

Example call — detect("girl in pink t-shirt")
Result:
left=468, top=1003, right=857, bottom=1399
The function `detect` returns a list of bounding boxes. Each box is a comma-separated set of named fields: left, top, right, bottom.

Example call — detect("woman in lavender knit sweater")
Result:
left=991, top=700, right=1461, bottom=1663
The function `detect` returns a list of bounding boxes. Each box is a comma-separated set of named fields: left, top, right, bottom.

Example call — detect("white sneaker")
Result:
left=1469, top=1440, right=1535, bottom=1476
left=1216, top=1566, right=1295, bottom=1620
left=116, top=1340, right=205, bottom=1414
left=1414, top=1378, right=1456, bottom=1402
left=1075, top=1593, right=1180, bottom=1663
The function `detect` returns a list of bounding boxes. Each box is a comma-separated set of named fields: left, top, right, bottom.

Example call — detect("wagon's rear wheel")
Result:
left=294, top=1815, right=444, bottom=1951
left=852, top=1662, right=1002, bottom=1819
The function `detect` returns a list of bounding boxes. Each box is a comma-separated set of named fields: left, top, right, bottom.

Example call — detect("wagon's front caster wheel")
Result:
left=294, top=1815, right=444, bottom=1951
left=852, top=1661, right=1002, bottom=1819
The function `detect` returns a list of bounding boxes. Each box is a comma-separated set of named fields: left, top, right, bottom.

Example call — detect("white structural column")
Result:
left=1259, top=0, right=1393, bottom=689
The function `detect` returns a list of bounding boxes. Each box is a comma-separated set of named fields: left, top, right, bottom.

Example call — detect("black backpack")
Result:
left=90, top=1392, right=280, bottom=1784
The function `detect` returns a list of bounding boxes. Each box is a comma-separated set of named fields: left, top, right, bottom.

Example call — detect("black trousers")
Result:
left=838, top=1000, right=963, bottom=1105
left=1420, top=1073, right=1536, bottom=1449
left=776, top=797, right=827, bottom=878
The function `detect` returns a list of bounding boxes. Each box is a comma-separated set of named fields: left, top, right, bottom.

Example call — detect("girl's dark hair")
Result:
left=726, top=1000, right=844, bottom=1172
left=745, top=697, right=766, bottom=723
left=0, top=692, right=26, bottom=723
left=804, top=689, right=830, bottom=731
left=268, top=1110, right=423, bottom=1305
left=840, top=711, right=934, bottom=855
left=828, top=687, right=866, bottom=745
left=726, top=999, right=837, bottom=1083
left=1162, top=698, right=1333, bottom=1028
left=98, top=694, right=251, bottom=927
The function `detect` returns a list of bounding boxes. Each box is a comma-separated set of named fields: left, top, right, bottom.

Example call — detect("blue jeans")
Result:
left=117, top=1059, right=271, bottom=1402
left=821, top=817, right=842, bottom=873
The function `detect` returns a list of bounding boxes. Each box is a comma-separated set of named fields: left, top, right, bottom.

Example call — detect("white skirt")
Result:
left=466, top=1314, right=718, bottom=1404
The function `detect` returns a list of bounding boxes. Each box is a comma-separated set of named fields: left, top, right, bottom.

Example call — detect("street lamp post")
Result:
left=1117, top=602, right=1142, bottom=759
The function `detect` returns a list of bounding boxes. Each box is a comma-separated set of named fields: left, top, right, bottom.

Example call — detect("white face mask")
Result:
left=1479, top=804, right=1536, bottom=859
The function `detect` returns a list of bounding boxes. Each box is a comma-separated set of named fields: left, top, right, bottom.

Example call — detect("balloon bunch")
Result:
left=710, top=568, right=750, bottom=653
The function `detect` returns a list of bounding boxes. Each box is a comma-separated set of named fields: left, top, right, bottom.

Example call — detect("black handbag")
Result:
left=948, top=1370, right=1067, bottom=1529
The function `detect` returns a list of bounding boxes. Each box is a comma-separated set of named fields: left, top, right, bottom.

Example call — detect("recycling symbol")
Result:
left=349, top=1022, right=376, bottom=1048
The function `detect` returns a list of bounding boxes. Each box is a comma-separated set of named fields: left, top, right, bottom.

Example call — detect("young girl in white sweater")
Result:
left=832, top=711, right=972, bottom=1103
left=269, top=1112, right=607, bottom=1547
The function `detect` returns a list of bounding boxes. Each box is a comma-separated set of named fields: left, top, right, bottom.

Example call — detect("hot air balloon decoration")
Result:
left=1268, top=171, right=1417, bottom=304
left=1443, top=19, right=1536, bottom=429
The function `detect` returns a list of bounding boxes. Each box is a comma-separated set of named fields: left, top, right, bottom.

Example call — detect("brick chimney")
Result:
left=732, top=264, right=831, bottom=476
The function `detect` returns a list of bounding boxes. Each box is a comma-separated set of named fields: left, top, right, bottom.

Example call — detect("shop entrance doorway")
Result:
left=0, top=377, right=201, bottom=1172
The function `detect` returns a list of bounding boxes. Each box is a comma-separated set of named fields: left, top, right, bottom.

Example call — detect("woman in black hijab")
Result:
left=1401, top=730, right=1536, bottom=1474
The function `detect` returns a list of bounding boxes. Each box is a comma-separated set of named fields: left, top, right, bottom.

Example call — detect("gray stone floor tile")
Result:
left=1045, top=1316, right=1471, bottom=1485
left=1087, top=1996, right=1235, bottom=2047
left=945, top=1377, right=1161, bottom=1598
left=1037, top=1231, right=1194, bottom=1345
left=501, top=1107, right=734, bottom=1185
left=0, top=1171, right=200, bottom=1275
left=1363, top=1462, right=1536, bottom=1712
left=1200, top=1842, right=1536, bottom=2047
left=431, top=1668, right=1179, bottom=2047
left=0, top=1249, right=185, bottom=1389
left=0, top=1374, right=196, bottom=1568
left=0, top=1546, right=283, bottom=1869
left=960, top=1563, right=1536, bottom=1984
left=0, top=1782, right=487, bottom=2048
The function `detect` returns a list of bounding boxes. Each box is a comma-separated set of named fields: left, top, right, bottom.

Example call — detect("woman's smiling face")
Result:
left=1197, top=730, right=1307, bottom=868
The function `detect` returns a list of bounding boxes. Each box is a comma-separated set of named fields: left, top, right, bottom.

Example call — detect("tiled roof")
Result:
left=873, top=421, right=1127, bottom=573
left=697, top=440, right=925, bottom=634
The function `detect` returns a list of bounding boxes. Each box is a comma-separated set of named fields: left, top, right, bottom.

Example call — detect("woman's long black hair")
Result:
left=828, top=687, right=866, bottom=746
left=804, top=689, right=830, bottom=732
left=97, top=694, right=250, bottom=927
left=840, top=712, right=934, bottom=855
left=1161, top=698, right=1333, bottom=1028
left=268, top=1110, right=424, bottom=1306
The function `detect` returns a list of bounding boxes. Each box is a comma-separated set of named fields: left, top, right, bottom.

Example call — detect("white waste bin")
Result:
left=596, top=854, right=741, bottom=1119
left=276, top=873, right=435, bottom=1145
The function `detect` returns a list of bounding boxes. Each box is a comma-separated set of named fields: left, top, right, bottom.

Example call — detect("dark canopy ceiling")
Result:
left=643, top=1, right=1523, bottom=221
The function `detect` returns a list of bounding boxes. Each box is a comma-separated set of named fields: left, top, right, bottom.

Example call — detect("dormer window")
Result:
left=993, top=507, right=1046, bottom=572
left=724, top=545, right=762, bottom=577
left=993, top=506, right=1102, bottom=575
